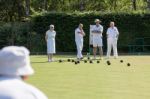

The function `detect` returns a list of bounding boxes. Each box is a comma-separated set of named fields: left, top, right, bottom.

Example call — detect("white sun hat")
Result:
left=0, top=46, right=34, bottom=76
left=95, top=19, right=101, bottom=23
left=50, top=24, right=54, bottom=28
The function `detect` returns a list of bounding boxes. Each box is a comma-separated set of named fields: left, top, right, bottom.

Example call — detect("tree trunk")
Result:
left=79, top=0, right=84, bottom=11
left=17, top=0, right=24, bottom=20
left=25, top=0, right=30, bottom=16
left=44, top=0, right=48, bottom=10
left=132, top=0, right=137, bottom=10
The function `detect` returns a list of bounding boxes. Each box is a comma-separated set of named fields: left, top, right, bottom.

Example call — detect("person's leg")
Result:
left=76, top=42, right=80, bottom=59
left=47, top=43, right=50, bottom=62
left=93, top=37, right=97, bottom=59
left=97, top=37, right=103, bottom=59
left=99, top=46, right=103, bottom=59
left=93, top=47, right=97, bottom=59
left=78, top=46, right=82, bottom=59
left=78, top=49, right=82, bottom=59
left=112, top=38, right=118, bottom=58
left=106, top=38, right=112, bottom=58
left=80, top=41, right=83, bottom=58
left=50, top=54, right=53, bottom=61
left=48, top=54, right=50, bottom=62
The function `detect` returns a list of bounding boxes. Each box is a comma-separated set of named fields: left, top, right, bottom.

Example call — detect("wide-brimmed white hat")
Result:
left=0, top=46, right=34, bottom=76
left=95, top=19, right=101, bottom=23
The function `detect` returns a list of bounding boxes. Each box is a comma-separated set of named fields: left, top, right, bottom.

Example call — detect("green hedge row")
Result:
left=1, top=12, right=150, bottom=53
left=0, top=22, right=31, bottom=48
left=31, top=12, right=150, bottom=53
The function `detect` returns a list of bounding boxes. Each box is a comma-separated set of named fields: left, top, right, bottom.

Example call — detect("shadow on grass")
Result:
left=31, top=61, right=48, bottom=63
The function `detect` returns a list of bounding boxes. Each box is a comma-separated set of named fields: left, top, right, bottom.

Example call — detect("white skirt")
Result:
left=47, top=39, right=56, bottom=54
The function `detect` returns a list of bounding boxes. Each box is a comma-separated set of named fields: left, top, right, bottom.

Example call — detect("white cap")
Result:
left=50, top=24, right=54, bottom=28
left=0, top=46, right=34, bottom=76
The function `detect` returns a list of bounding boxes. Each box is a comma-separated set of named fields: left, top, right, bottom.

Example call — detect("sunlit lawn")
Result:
left=27, top=55, right=150, bottom=99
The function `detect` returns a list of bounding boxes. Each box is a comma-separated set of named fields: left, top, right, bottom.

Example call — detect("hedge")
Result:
left=1, top=12, right=150, bottom=53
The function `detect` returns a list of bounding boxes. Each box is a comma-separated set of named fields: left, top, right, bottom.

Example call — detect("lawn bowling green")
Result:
left=29, top=55, right=150, bottom=99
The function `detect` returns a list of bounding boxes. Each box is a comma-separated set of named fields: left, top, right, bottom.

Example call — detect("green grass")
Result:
left=27, top=55, right=150, bottom=99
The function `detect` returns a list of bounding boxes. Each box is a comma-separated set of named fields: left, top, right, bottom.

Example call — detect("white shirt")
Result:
left=75, top=28, right=84, bottom=42
left=0, top=76, right=48, bottom=99
left=107, top=27, right=119, bottom=38
left=46, top=30, right=56, bottom=40
left=91, top=25, right=103, bottom=37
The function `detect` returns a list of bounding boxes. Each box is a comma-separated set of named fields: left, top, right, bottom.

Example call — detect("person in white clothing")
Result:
left=75, top=23, right=85, bottom=59
left=92, top=19, right=103, bottom=59
left=0, top=46, right=48, bottom=99
left=106, top=22, right=119, bottom=59
left=45, top=24, right=56, bottom=62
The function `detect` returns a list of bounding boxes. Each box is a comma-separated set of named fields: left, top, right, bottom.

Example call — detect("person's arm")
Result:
left=45, top=32, right=48, bottom=42
left=115, top=27, right=119, bottom=38
left=75, top=29, right=78, bottom=35
left=81, top=29, right=85, bottom=36
left=106, top=28, right=109, bottom=38
left=54, top=31, right=56, bottom=37
left=100, top=26, right=103, bottom=34
left=83, top=31, right=86, bottom=36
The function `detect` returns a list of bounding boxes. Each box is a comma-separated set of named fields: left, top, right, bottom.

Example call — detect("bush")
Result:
left=31, top=12, right=150, bottom=53
left=1, top=12, right=150, bottom=53
left=0, top=22, right=31, bottom=49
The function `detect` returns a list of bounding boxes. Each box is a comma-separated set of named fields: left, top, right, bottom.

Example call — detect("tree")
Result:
left=147, top=0, right=150, bottom=9
left=132, top=0, right=137, bottom=10
left=44, top=0, right=48, bottom=10
left=25, top=0, right=30, bottom=16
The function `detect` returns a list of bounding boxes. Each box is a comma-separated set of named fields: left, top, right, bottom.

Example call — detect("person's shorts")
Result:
left=93, top=36, right=103, bottom=47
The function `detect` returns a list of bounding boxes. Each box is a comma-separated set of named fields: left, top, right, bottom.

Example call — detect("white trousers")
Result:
left=107, top=38, right=118, bottom=58
left=76, top=40, right=83, bottom=58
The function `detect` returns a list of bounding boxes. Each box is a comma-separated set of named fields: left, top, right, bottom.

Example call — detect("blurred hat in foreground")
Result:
left=0, top=46, right=34, bottom=76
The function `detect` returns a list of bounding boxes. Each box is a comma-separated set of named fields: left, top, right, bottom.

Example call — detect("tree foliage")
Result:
left=0, top=0, right=149, bottom=21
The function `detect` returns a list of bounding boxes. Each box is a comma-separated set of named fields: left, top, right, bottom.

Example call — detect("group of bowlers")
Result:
left=0, top=19, right=119, bottom=98
left=45, top=19, right=119, bottom=62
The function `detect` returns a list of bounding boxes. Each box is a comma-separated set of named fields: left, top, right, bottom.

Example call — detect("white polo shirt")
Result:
left=106, top=27, right=119, bottom=38
left=92, top=25, right=103, bottom=37
left=0, top=76, right=48, bottom=99
left=75, top=28, right=84, bottom=42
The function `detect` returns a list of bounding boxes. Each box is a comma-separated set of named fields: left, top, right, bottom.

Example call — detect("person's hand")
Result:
left=83, top=33, right=85, bottom=36
left=80, top=29, right=85, bottom=36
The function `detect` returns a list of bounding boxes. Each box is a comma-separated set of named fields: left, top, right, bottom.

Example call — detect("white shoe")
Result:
left=48, top=59, right=51, bottom=62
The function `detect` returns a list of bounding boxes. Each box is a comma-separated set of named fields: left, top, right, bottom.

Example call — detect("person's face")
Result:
left=21, top=75, right=28, bottom=80
left=79, top=24, right=83, bottom=29
left=96, top=21, right=100, bottom=25
left=50, top=26, right=54, bottom=30
left=110, top=22, right=114, bottom=27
